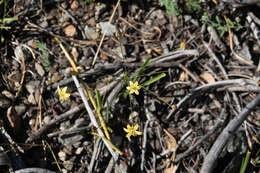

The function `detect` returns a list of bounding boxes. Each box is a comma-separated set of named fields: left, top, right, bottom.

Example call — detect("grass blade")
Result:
left=141, top=73, right=166, bottom=87
left=133, top=56, right=151, bottom=82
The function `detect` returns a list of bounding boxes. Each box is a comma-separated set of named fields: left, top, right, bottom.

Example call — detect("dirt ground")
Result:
left=1, top=0, right=260, bottom=172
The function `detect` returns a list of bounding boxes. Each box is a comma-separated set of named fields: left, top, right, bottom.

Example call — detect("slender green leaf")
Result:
left=95, top=89, right=102, bottom=111
left=240, top=151, right=251, bottom=173
left=0, top=0, right=5, bottom=5
left=141, top=73, right=166, bottom=87
left=0, top=17, right=18, bottom=23
left=91, top=132, right=122, bottom=155
left=133, top=56, right=151, bottom=82
left=256, top=148, right=260, bottom=158
left=44, top=140, right=62, bottom=171
left=36, top=40, right=51, bottom=72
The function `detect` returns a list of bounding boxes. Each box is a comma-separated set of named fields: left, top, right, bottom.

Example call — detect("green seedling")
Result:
left=141, top=73, right=166, bottom=87
left=35, top=40, right=51, bottom=72
left=85, top=0, right=94, bottom=3
left=159, top=0, right=182, bottom=17
left=0, top=0, right=18, bottom=43
left=159, top=0, right=202, bottom=17
left=185, top=0, right=201, bottom=14
left=240, top=151, right=251, bottom=173
left=201, top=13, right=243, bottom=37
left=133, top=56, right=152, bottom=82
left=44, top=140, right=62, bottom=172
left=91, top=132, right=122, bottom=155
left=0, top=17, right=18, bottom=24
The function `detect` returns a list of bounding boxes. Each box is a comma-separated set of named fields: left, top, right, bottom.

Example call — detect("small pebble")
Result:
left=64, top=25, right=77, bottom=37
left=75, top=147, right=84, bottom=155
left=62, top=168, right=67, bottom=173
left=58, top=151, right=66, bottom=162
left=29, top=119, right=35, bottom=127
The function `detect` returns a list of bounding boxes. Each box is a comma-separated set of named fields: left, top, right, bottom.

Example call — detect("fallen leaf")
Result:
left=35, top=62, right=45, bottom=77
left=163, top=129, right=178, bottom=173
left=200, top=72, right=216, bottom=83
left=164, top=129, right=177, bottom=160
left=71, top=0, right=79, bottom=9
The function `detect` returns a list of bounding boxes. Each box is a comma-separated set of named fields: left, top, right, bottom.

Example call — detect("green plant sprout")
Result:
left=201, top=13, right=243, bottom=37
left=125, top=56, right=166, bottom=97
left=240, top=151, right=251, bottom=173
left=159, top=0, right=182, bottom=17
left=159, top=0, right=202, bottom=17
left=91, top=132, right=122, bottom=155
left=185, top=0, right=201, bottom=13
left=251, top=136, right=260, bottom=167
left=44, top=140, right=62, bottom=171
left=35, top=40, right=51, bottom=72
left=0, top=0, right=18, bottom=43
left=85, top=0, right=94, bottom=3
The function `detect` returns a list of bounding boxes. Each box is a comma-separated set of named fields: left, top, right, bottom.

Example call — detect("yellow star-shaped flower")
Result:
left=126, top=81, right=141, bottom=95
left=123, top=124, right=142, bottom=138
left=179, top=41, right=186, bottom=49
left=57, top=86, right=70, bottom=101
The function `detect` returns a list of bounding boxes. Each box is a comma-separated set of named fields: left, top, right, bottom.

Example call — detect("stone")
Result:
left=75, top=147, right=84, bottom=155
left=64, top=25, right=77, bottom=37
left=99, top=22, right=117, bottom=36
left=58, top=151, right=66, bottom=162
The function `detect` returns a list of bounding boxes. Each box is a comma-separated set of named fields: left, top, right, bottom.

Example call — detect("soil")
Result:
left=1, top=0, right=260, bottom=172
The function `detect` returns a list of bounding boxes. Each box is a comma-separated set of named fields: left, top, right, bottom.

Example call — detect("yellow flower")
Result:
left=126, top=81, right=141, bottom=95
left=57, top=86, right=70, bottom=101
left=179, top=41, right=186, bottom=49
left=123, top=124, right=142, bottom=138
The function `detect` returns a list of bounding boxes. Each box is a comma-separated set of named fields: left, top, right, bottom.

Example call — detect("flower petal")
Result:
left=63, top=87, right=68, bottom=93
left=135, top=131, right=142, bottom=135
left=57, top=86, right=61, bottom=94
left=123, top=128, right=129, bottom=132
left=126, top=133, right=131, bottom=138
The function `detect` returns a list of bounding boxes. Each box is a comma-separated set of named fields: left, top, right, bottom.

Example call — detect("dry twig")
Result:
left=201, top=93, right=260, bottom=173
